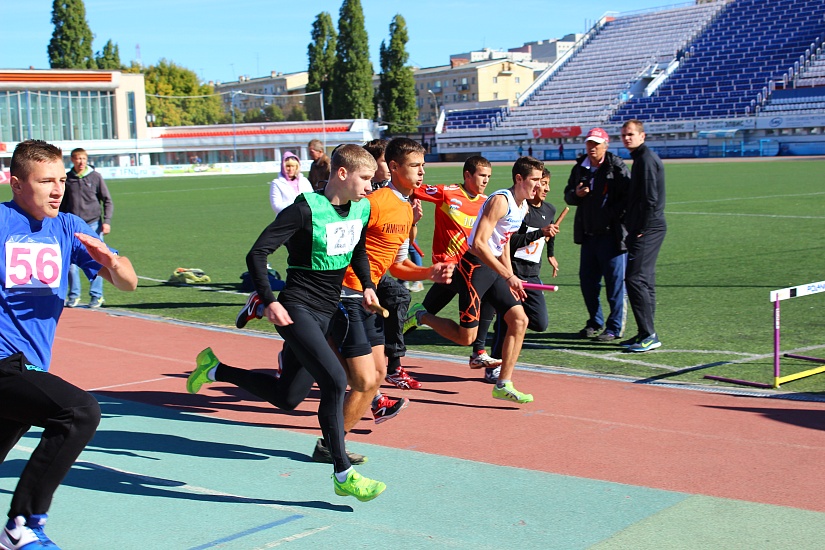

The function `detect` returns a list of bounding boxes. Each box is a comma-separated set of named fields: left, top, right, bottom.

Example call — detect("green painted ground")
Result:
left=3, top=396, right=823, bottom=549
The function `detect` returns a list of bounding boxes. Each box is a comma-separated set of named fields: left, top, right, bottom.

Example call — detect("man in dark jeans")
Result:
left=563, top=128, right=630, bottom=342
left=621, top=119, right=666, bottom=352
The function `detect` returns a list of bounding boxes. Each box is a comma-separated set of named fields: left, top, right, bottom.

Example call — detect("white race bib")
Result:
left=5, top=241, right=63, bottom=289
left=514, top=226, right=545, bottom=263
left=326, top=220, right=363, bottom=256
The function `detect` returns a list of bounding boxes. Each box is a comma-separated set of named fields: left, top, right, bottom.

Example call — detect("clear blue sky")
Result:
left=5, top=0, right=676, bottom=84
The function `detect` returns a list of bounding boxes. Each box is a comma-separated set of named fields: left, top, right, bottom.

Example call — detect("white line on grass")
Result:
left=669, top=191, right=825, bottom=205
left=667, top=211, right=825, bottom=220
left=522, top=342, right=825, bottom=373
left=116, top=184, right=264, bottom=196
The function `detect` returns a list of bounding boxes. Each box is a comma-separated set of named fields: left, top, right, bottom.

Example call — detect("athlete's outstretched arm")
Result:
left=75, top=232, right=137, bottom=291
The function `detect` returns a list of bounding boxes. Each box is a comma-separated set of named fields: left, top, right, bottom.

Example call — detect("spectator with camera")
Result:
left=563, top=128, right=631, bottom=342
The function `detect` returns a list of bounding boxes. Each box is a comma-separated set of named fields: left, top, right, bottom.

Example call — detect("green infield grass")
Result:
left=3, top=158, right=824, bottom=392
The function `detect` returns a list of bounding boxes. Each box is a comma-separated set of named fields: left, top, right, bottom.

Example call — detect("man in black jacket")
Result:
left=621, top=120, right=666, bottom=352
left=563, top=128, right=630, bottom=342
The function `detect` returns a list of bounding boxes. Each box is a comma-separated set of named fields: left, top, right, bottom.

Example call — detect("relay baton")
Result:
left=555, top=206, right=570, bottom=226
left=412, top=241, right=425, bottom=256
left=367, top=303, right=390, bottom=318
left=522, top=282, right=559, bottom=292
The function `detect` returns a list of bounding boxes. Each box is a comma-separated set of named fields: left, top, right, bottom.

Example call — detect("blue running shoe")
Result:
left=625, top=334, right=661, bottom=353
left=1, top=514, right=60, bottom=549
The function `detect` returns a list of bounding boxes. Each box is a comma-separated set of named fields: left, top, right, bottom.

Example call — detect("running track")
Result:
left=2, top=308, right=824, bottom=548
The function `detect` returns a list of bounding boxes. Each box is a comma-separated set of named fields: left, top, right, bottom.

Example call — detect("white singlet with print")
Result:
left=467, top=189, right=527, bottom=258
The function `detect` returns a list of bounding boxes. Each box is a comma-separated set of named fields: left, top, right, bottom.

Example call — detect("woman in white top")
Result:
left=269, top=152, right=312, bottom=215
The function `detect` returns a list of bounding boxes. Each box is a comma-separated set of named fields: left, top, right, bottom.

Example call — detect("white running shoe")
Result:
left=469, top=351, right=502, bottom=369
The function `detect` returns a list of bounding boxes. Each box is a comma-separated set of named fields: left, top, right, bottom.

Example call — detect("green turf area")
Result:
left=2, top=159, right=824, bottom=391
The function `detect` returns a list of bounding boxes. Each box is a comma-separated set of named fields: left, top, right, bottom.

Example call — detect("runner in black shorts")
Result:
left=407, top=157, right=546, bottom=404
left=331, top=138, right=453, bottom=438
left=188, top=145, right=387, bottom=502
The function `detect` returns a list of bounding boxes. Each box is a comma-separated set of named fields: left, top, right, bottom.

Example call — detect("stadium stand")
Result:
left=443, top=107, right=509, bottom=131
left=794, top=55, right=825, bottom=88
left=610, top=0, right=825, bottom=122
left=761, top=88, right=825, bottom=116
left=491, top=2, right=723, bottom=130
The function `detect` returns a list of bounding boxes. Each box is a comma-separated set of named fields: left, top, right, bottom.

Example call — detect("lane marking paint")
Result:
left=189, top=516, right=304, bottom=550
left=252, top=525, right=332, bottom=549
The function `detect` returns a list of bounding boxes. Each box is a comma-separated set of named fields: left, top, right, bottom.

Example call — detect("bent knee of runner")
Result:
left=345, top=360, right=378, bottom=392
left=63, top=397, right=102, bottom=443
left=504, top=308, right=529, bottom=333
left=454, top=327, right=477, bottom=347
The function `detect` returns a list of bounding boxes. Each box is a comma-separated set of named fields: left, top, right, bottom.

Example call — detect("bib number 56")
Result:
left=5, top=243, right=62, bottom=289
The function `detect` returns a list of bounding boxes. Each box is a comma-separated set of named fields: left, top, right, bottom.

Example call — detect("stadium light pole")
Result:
left=427, top=89, right=439, bottom=128
left=320, top=89, right=326, bottom=151
left=230, top=90, right=239, bottom=162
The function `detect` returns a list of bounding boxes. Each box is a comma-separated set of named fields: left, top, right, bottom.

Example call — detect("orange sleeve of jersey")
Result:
left=342, top=189, right=413, bottom=291
left=415, top=185, right=445, bottom=205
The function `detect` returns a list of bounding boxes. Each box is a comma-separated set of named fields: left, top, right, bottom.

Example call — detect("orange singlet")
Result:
left=342, top=185, right=414, bottom=291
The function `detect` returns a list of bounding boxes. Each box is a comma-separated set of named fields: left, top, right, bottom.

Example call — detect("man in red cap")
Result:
left=563, top=127, right=631, bottom=342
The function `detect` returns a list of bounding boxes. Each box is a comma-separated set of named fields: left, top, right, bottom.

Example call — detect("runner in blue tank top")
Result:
left=0, top=140, right=138, bottom=550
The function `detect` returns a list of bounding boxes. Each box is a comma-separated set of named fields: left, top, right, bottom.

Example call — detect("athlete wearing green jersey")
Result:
left=189, top=145, right=387, bottom=502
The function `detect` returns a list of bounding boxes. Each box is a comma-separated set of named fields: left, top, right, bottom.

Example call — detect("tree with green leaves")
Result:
left=306, top=12, right=337, bottom=120
left=243, top=103, right=285, bottom=123
left=378, top=15, right=419, bottom=134
left=332, top=0, right=374, bottom=120
left=143, top=59, right=224, bottom=126
left=287, top=104, right=309, bottom=121
left=95, top=39, right=122, bottom=70
left=48, top=0, right=96, bottom=69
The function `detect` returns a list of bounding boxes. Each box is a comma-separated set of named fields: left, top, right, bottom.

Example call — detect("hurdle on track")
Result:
left=705, top=280, right=825, bottom=389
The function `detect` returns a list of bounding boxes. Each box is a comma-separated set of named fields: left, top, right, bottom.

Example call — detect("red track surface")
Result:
left=54, top=309, right=825, bottom=513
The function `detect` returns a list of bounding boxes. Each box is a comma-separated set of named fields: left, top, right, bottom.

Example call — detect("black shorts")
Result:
left=331, top=297, right=385, bottom=358
left=452, top=253, right=521, bottom=328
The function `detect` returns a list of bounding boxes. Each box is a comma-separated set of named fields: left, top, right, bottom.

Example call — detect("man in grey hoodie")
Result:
left=60, top=148, right=114, bottom=308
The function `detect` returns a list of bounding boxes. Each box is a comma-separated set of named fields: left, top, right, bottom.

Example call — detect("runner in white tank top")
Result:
left=467, top=188, right=528, bottom=258
left=407, top=156, right=546, bottom=404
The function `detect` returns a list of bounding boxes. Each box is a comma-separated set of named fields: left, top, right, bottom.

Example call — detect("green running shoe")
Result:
left=333, top=470, right=386, bottom=502
left=403, top=303, right=427, bottom=334
left=188, top=347, right=219, bottom=394
left=492, top=381, right=533, bottom=404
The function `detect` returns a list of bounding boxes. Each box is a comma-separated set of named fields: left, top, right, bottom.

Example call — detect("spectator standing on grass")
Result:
left=270, top=152, right=312, bottom=215
left=563, top=128, right=630, bottom=342
left=620, top=119, right=666, bottom=352
left=0, top=140, right=137, bottom=549
left=307, top=139, right=331, bottom=191
left=60, top=147, right=114, bottom=309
